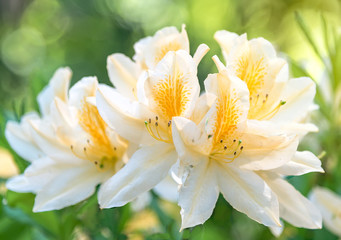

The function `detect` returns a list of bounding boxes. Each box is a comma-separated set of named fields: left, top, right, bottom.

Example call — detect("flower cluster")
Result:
left=6, top=26, right=324, bottom=232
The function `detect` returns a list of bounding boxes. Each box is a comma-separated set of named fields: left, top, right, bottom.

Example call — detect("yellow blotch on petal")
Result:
left=236, top=55, right=266, bottom=97
left=78, top=101, right=118, bottom=171
left=154, top=42, right=182, bottom=64
left=152, top=73, right=190, bottom=121
left=209, top=89, right=244, bottom=163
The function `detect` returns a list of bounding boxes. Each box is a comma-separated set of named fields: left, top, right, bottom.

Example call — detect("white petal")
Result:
left=29, top=119, right=81, bottom=163
left=37, top=67, right=72, bottom=116
left=144, top=26, right=189, bottom=69
left=96, top=84, right=156, bottom=145
left=178, top=157, right=219, bottom=230
left=192, top=92, right=217, bottom=125
left=273, top=151, right=324, bottom=176
left=5, top=113, right=44, bottom=162
left=193, top=44, right=210, bottom=66
left=261, top=173, right=322, bottom=229
left=133, top=36, right=152, bottom=67
left=107, top=53, right=141, bottom=100
left=69, top=76, right=98, bottom=109
left=217, top=164, right=281, bottom=227
left=237, top=120, right=299, bottom=171
left=269, top=222, right=284, bottom=237
left=172, top=116, right=209, bottom=161
left=33, top=160, right=103, bottom=212
left=271, top=77, right=316, bottom=123
left=98, top=143, right=176, bottom=208
left=278, top=122, right=318, bottom=137
left=310, top=187, right=341, bottom=236
left=7, top=157, right=58, bottom=193
left=214, top=30, right=239, bottom=60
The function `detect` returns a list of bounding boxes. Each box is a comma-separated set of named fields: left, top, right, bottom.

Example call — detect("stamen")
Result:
left=144, top=120, right=171, bottom=143
left=257, top=99, right=286, bottom=120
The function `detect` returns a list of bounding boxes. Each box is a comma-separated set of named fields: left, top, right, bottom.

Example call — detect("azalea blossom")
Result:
left=106, top=25, right=190, bottom=101
left=96, top=46, right=208, bottom=208
left=214, top=31, right=317, bottom=133
left=310, top=187, right=341, bottom=237
left=6, top=69, right=128, bottom=212
left=172, top=56, right=322, bottom=230
left=5, top=67, right=72, bottom=163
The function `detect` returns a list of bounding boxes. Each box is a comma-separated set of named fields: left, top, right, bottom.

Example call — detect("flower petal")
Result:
left=5, top=113, right=44, bottom=162
left=37, top=67, right=72, bottom=116
left=29, top=118, right=81, bottom=163
left=172, top=116, right=209, bottom=161
left=217, top=164, right=281, bottom=227
left=214, top=30, right=239, bottom=58
left=310, top=187, right=341, bottom=236
left=237, top=120, right=299, bottom=171
left=33, top=160, right=104, bottom=212
left=271, top=77, right=316, bottom=123
left=261, top=172, right=322, bottom=229
left=69, top=77, right=98, bottom=108
left=7, top=157, right=59, bottom=193
left=273, top=151, right=323, bottom=176
left=178, top=157, right=219, bottom=230
left=107, top=53, right=141, bottom=100
left=96, top=84, right=156, bottom=144
left=98, top=143, right=176, bottom=208
left=137, top=25, right=189, bottom=69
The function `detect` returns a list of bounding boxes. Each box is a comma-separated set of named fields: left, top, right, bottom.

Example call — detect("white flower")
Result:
left=5, top=68, right=71, bottom=163
left=310, top=187, right=341, bottom=237
left=172, top=56, right=322, bottom=230
left=214, top=31, right=317, bottom=134
left=6, top=70, right=128, bottom=212
left=96, top=48, right=207, bottom=208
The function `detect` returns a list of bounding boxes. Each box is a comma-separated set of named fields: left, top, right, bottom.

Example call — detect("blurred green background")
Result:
left=0, top=0, right=340, bottom=239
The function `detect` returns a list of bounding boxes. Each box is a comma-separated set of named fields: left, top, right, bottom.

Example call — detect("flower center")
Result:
left=72, top=100, right=119, bottom=171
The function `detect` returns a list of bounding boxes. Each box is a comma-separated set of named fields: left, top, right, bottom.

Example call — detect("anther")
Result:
left=114, top=147, right=117, bottom=151
left=94, top=161, right=98, bottom=165
left=224, top=145, right=227, bottom=150
left=234, top=151, right=237, bottom=155
left=208, top=134, right=213, bottom=139
left=155, top=116, right=158, bottom=121
left=155, top=122, right=158, bottom=127
left=149, top=118, right=152, bottom=124
left=83, top=147, right=87, bottom=152
left=70, top=145, right=73, bottom=150
left=240, top=146, right=244, bottom=150
left=233, top=139, right=236, bottom=142
left=87, top=139, right=90, bottom=143
left=168, top=120, right=172, bottom=127
left=220, top=139, right=223, bottom=143
left=257, top=94, right=259, bottom=98
left=266, top=94, right=269, bottom=98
